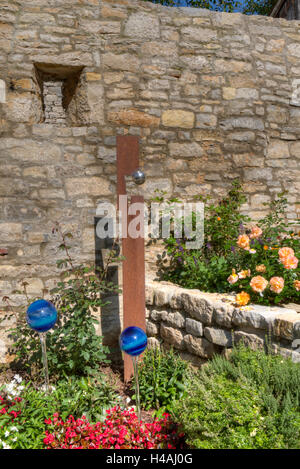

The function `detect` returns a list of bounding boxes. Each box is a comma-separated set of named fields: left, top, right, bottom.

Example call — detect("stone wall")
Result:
left=146, top=281, right=300, bottom=365
left=0, top=0, right=300, bottom=360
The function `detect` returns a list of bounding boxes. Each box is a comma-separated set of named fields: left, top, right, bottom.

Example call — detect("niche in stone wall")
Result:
left=34, top=63, right=89, bottom=126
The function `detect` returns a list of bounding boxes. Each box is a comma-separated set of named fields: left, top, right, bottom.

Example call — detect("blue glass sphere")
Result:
left=119, top=326, right=147, bottom=357
left=26, top=300, right=57, bottom=333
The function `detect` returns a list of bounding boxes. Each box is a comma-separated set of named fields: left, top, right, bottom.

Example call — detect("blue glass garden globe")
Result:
left=119, top=326, right=147, bottom=357
left=26, top=299, right=57, bottom=333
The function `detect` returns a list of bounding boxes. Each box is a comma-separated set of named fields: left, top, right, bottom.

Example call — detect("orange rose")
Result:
left=227, top=269, right=239, bottom=284
left=269, top=276, right=284, bottom=294
left=294, top=280, right=300, bottom=291
left=278, top=247, right=294, bottom=261
left=256, top=264, right=266, bottom=273
left=282, top=255, right=298, bottom=270
left=250, top=275, right=268, bottom=293
left=249, top=226, right=263, bottom=239
left=237, top=234, right=250, bottom=250
left=238, top=269, right=251, bottom=279
left=236, top=291, right=250, bottom=307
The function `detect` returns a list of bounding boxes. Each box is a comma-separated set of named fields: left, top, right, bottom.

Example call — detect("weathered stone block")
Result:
left=124, top=12, right=160, bottom=40
left=204, top=327, right=232, bottom=347
left=162, top=110, right=195, bottom=129
left=184, top=334, right=216, bottom=358
left=65, top=177, right=111, bottom=197
left=168, top=142, right=202, bottom=157
left=234, top=331, right=264, bottom=350
left=273, top=310, right=300, bottom=340
left=108, top=109, right=159, bottom=128
left=160, top=324, right=185, bottom=350
left=185, top=318, right=203, bottom=337
left=146, top=320, right=158, bottom=337
left=180, top=291, right=214, bottom=325
left=164, top=311, right=185, bottom=329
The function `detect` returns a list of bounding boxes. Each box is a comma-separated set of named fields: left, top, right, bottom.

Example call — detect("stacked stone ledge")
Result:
left=145, top=281, right=300, bottom=365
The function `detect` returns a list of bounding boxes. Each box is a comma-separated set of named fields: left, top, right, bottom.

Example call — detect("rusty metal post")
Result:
left=116, top=136, right=146, bottom=383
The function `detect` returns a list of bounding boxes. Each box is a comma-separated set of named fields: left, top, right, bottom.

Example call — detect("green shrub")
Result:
left=3, top=223, right=121, bottom=379
left=208, top=345, right=300, bottom=448
left=173, top=346, right=300, bottom=449
left=136, top=347, right=189, bottom=417
left=0, top=374, right=118, bottom=449
left=173, top=371, right=283, bottom=449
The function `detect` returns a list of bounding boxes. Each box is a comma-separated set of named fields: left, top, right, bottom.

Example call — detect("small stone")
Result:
left=164, top=311, right=185, bottom=329
left=160, top=324, right=185, bottom=350
left=184, top=334, right=216, bottom=358
left=124, top=12, right=160, bottom=40
left=234, top=331, right=264, bottom=350
left=108, top=109, right=159, bottom=128
left=185, top=318, right=203, bottom=337
left=162, top=110, right=195, bottom=129
left=204, top=327, right=232, bottom=347
left=146, top=321, right=158, bottom=337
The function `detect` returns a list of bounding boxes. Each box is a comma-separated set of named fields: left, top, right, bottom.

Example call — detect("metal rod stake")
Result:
left=132, top=356, right=141, bottom=422
left=39, top=332, right=49, bottom=394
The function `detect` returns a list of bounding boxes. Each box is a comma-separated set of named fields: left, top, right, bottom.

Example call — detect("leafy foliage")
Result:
left=136, top=347, right=189, bottom=417
left=0, top=375, right=118, bottom=449
left=44, top=407, right=185, bottom=449
left=159, top=182, right=300, bottom=305
left=173, top=346, right=300, bottom=449
left=3, top=223, right=121, bottom=378
left=209, top=345, right=300, bottom=448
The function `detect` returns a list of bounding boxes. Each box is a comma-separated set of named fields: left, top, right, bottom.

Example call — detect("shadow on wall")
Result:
left=94, top=216, right=122, bottom=364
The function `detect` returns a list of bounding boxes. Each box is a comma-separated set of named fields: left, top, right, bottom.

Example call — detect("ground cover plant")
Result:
left=173, top=345, right=300, bottom=449
left=159, top=181, right=300, bottom=306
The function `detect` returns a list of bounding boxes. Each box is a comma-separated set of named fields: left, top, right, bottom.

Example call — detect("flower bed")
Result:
left=44, top=407, right=184, bottom=449
left=159, top=182, right=299, bottom=307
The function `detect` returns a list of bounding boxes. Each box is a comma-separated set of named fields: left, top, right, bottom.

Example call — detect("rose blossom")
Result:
left=278, top=247, right=294, bottom=261
left=269, top=277, right=284, bottom=294
left=256, top=264, right=266, bottom=273
left=238, top=269, right=251, bottom=279
left=236, top=291, right=250, bottom=306
left=250, top=276, right=268, bottom=293
left=227, top=270, right=239, bottom=284
left=294, top=280, right=300, bottom=291
left=237, top=234, right=250, bottom=250
left=249, top=226, right=263, bottom=239
left=282, top=255, right=298, bottom=270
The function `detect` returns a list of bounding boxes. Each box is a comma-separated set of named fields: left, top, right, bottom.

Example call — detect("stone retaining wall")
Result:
left=146, top=281, right=300, bottom=365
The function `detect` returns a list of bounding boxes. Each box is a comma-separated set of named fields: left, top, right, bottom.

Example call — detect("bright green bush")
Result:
left=209, top=346, right=300, bottom=448
left=136, top=348, right=189, bottom=417
left=173, top=372, right=283, bottom=449
left=0, top=374, right=118, bottom=449
left=173, top=346, right=300, bottom=449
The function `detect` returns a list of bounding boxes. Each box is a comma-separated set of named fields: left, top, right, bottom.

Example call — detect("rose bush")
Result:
left=159, top=182, right=299, bottom=306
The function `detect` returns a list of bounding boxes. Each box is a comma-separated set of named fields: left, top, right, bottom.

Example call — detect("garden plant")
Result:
left=158, top=181, right=300, bottom=306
